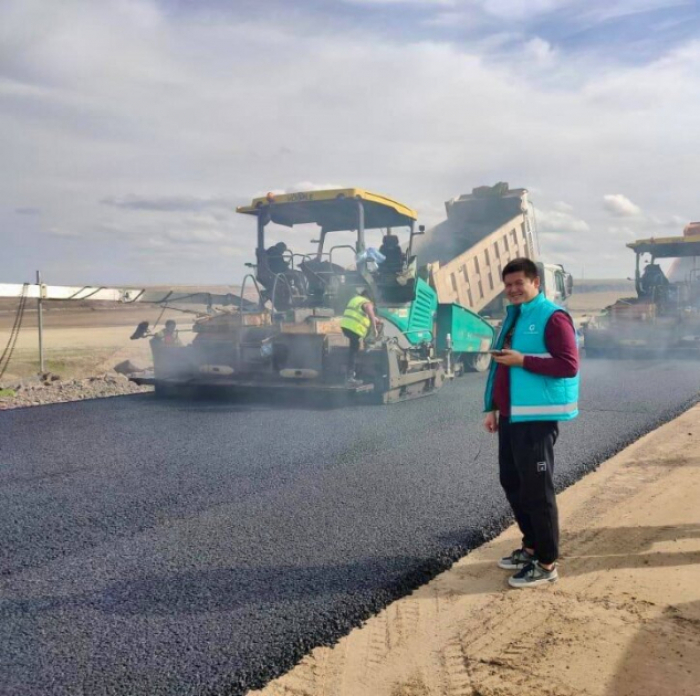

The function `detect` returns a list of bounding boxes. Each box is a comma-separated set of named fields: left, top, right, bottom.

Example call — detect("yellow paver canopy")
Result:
left=628, top=235, right=700, bottom=258
left=237, top=188, right=417, bottom=232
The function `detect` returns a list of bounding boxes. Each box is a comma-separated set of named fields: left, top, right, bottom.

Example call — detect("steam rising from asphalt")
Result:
left=415, top=187, right=527, bottom=264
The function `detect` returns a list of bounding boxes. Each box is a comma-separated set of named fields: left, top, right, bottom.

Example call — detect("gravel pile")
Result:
left=0, top=372, right=151, bottom=410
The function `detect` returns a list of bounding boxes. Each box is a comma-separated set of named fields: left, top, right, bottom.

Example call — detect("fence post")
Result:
left=36, top=270, right=44, bottom=373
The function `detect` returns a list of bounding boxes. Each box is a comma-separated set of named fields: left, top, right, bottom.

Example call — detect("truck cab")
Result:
left=538, top=263, right=574, bottom=308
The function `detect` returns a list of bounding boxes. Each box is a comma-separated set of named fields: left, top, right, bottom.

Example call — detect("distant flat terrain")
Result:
left=0, top=285, right=245, bottom=329
left=573, top=278, right=635, bottom=293
left=567, top=278, right=634, bottom=316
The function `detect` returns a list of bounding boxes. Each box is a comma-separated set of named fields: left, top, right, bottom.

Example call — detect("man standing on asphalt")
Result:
left=483, top=258, right=579, bottom=588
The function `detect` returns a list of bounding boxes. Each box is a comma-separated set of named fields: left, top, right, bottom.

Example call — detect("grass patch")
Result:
left=1, top=350, right=117, bottom=381
left=0, top=388, right=16, bottom=397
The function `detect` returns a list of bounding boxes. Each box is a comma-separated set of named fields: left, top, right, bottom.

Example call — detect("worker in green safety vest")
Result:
left=340, top=289, right=380, bottom=386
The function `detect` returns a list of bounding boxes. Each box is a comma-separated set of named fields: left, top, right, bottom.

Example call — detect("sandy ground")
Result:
left=250, top=405, right=700, bottom=696
left=567, top=290, right=633, bottom=316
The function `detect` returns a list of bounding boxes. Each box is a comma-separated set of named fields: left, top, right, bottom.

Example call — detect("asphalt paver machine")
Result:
left=584, top=232, right=700, bottom=357
left=136, top=188, right=494, bottom=402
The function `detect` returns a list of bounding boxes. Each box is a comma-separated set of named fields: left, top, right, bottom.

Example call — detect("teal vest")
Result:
left=484, top=292, right=579, bottom=422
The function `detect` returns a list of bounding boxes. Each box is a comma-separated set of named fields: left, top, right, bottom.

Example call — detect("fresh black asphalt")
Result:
left=1, top=359, right=699, bottom=695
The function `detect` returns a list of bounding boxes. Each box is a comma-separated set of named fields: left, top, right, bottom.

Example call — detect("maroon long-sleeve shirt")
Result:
left=493, top=310, right=579, bottom=417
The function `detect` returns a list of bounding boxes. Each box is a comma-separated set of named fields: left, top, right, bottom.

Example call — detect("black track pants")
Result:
left=342, top=328, right=361, bottom=376
left=498, top=417, right=560, bottom=565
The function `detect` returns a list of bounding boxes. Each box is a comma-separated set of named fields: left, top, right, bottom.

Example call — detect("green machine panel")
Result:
left=436, top=303, right=495, bottom=353
left=378, top=277, right=437, bottom=346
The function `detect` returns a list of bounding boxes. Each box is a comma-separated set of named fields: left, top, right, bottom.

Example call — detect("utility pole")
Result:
left=36, top=270, right=44, bottom=373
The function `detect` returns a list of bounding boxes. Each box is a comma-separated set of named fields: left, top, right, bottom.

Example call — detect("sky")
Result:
left=2, top=0, right=700, bottom=285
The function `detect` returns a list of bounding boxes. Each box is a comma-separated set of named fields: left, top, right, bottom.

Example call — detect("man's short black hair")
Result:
left=502, top=257, right=539, bottom=281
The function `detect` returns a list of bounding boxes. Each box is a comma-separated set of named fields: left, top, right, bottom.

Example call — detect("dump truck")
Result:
left=583, top=229, right=700, bottom=357
left=418, top=183, right=573, bottom=369
left=419, top=183, right=573, bottom=314
left=136, top=188, right=495, bottom=403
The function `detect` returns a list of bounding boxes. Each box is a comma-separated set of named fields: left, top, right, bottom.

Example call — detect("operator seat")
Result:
left=379, top=235, right=405, bottom=274
left=640, top=263, right=669, bottom=298
left=300, top=258, right=345, bottom=300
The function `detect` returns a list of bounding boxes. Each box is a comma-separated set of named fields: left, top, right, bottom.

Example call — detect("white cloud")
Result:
left=576, top=1, right=690, bottom=25
left=101, top=195, right=241, bottom=213
left=284, top=182, right=346, bottom=193
left=646, top=213, right=687, bottom=229
left=607, top=225, right=637, bottom=238
left=552, top=201, right=574, bottom=213
left=217, top=245, right=246, bottom=257
left=603, top=194, right=643, bottom=217
left=1, top=1, right=699, bottom=283
left=536, top=208, right=590, bottom=234
left=164, top=228, right=228, bottom=245
left=343, top=0, right=456, bottom=4
left=482, top=0, right=571, bottom=20
left=425, top=10, right=481, bottom=28
left=48, top=226, right=81, bottom=238
left=523, top=36, right=557, bottom=66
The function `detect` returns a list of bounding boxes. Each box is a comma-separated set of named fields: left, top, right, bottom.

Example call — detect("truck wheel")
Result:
left=463, top=352, right=491, bottom=373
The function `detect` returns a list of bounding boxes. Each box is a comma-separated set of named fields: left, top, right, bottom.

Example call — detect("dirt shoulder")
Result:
left=251, top=405, right=700, bottom=696
left=0, top=312, right=161, bottom=407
